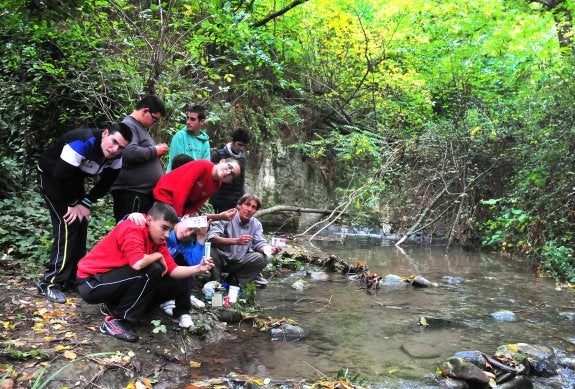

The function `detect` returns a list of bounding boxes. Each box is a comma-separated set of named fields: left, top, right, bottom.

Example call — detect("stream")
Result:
left=191, top=238, right=575, bottom=387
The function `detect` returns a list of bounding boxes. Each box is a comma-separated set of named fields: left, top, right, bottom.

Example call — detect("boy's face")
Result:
left=147, top=216, right=174, bottom=244
left=186, top=112, right=205, bottom=134
left=230, top=141, right=247, bottom=154
left=101, top=129, right=129, bottom=158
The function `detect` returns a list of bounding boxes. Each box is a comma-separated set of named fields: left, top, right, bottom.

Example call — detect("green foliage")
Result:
left=0, top=189, right=51, bottom=278
left=151, top=319, right=167, bottom=334
left=334, top=367, right=368, bottom=387
left=539, top=242, right=575, bottom=284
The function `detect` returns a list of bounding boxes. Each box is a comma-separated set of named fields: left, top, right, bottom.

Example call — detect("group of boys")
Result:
left=36, top=95, right=281, bottom=342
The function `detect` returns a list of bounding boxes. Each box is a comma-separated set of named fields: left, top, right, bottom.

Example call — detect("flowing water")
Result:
left=192, top=239, right=575, bottom=387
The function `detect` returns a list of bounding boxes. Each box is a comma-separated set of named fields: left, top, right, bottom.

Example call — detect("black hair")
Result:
left=172, top=154, right=194, bottom=170
left=136, top=94, right=167, bottom=116
left=186, top=105, right=207, bottom=121
left=148, top=202, right=179, bottom=224
left=108, top=122, right=133, bottom=144
left=237, top=193, right=262, bottom=210
left=232, top=127, right=252, bottom=144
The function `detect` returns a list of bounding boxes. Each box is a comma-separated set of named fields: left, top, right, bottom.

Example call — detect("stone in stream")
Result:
left=418, top=316, right=468, bottom=328
left=490, top=310, right=517, bottom=321
left=438, top=357, right=492, bottom=385
left=410, top=275, right=439, bottom=287
left=378, top=273, right=406, bottom=286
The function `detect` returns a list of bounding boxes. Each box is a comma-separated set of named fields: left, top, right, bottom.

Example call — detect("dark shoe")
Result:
left=100, top=303, right=112, bottom=316
left=99, top=316, right=138, bottom=342
left=255, top=274, right=269, bottom=286
left=37, top=282, right=67, bottom=304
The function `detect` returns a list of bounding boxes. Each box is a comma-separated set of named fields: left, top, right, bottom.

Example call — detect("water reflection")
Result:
left=192, top=241, right=575, bottom=386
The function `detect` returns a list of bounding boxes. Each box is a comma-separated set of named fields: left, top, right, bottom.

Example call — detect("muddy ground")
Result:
left=0, top=275, right=325, bottom=389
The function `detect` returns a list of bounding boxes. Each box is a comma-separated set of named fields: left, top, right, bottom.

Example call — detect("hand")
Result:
left=219, top=208, right=237, bottom=221
left=155, top=143, right=168, bottom=156
left=198, top=256, right=214, bottom=272
left=158, top=255, right=168, bottom=276
left=127, top=212, right=146, bottom=226
left=236, top=235, right=253, bottom=245
left=63, top=205, right=90, bottom=224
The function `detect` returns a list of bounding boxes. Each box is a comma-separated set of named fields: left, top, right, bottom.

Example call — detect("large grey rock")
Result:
left=379, top=274, right=406, bottom=286
left=495, top=376, right=533, bottom=388
left=270, top=323, right=305, bottom=341
left=439, top=357, right=491, bottom=385
left=308, top=271, right=329, bottom=281
left=453, top=350, right=487, bottom=369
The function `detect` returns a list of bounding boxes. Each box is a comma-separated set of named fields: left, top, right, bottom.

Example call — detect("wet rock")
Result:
left=307, top=271, right=329, bottom=281
left=558, top=311, right=575, bottom=321
left=453, top=350, right=487, bottom=369
left=419, top=316, right=467, bottom=328
left=270, top=323, right=304, bottom=341
left=410, top=275, right=438, bottom=287
left=379, top=274, right=406, bottom=286
left=443, top=276, right=463, bottom=285
left=490, top=310, right=517, bottom=321
left=400, top=342, right=442, bottom=358
left=527, top=356, right=560, bottom=377
left=495, top=376, right=533, bottom=388
left=515, top=343, right=553, bottom=360
left=437, top=377, right=470, bottom=388
left=439, top=357, right=491, bottom=385
left=291, top=279, right=308, bottom=291
left=557, top=357, right=575, bottom=369
left=565, top=336, right=575, bottom=346
left=213, top=308, right=244, bottom=323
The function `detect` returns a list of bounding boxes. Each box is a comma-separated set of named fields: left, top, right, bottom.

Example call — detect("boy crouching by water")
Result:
left=76, top=202, right=213, bottom=342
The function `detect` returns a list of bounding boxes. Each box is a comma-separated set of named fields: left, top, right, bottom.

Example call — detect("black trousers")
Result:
left=37, top=172, right=88, bottom=290
left=77, top=263, right=191, bottom=323
left=111, top=190, right=155, bottom=223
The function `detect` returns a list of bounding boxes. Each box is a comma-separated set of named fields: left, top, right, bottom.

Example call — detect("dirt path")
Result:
left=0, top=277, right=281, bottom=388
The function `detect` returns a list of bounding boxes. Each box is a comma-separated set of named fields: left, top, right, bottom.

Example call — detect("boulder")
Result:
left=438, top=357, right=492, bottom=385
left=379, top=274, right=406, bottom=286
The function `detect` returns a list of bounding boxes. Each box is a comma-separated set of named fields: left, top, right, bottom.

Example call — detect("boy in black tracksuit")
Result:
left=209, top=127, right=252, bottom=213
left=36, top=123, right=132, bottom=303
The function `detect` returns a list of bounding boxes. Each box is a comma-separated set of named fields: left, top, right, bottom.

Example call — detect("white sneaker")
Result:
left=175, top=314, right=194, bottom=329
left=159, top=300, right=175, bottom=317
left=190, top=295, right=205, bottom=308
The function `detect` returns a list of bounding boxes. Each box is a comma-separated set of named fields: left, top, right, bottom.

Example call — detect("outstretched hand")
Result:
left=198, top=256, right=214, bottom=272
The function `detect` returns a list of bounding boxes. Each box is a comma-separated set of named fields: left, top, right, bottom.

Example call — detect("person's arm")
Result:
left=167, top=130, right=185, bottom=172
left=169, top=256, right=214, bottom=279
left=132, top=252, right=165, bottom=271
left=206, top=208, right=237, bottom=222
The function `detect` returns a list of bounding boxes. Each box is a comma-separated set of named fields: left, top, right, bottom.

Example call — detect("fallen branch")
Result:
left=255, top=205, right=336, bottom=218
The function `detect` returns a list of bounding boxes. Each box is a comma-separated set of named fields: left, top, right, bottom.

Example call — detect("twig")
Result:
left=316, top=295, right=333, bottom=312
left=511, top=302, right=546, bottom=313
left=301, top=360, right=329, bottom=379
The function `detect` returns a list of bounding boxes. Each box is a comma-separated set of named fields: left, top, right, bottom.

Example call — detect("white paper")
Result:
left=185, top=215, right=208, bottom=228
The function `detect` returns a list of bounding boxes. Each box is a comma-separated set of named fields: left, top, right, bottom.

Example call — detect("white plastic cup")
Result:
left=228, top=285, right=240, bottom=303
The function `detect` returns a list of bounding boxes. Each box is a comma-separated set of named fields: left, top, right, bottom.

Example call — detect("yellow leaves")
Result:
left=189, top=360, right=202, bottom=368
left=63, top=350, right=77, bottom=360
left=2, top=321, right=16, bottom=331
left=126, top=378, right=153, bottom=389
left=54, top=345, right=70, bottom=351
